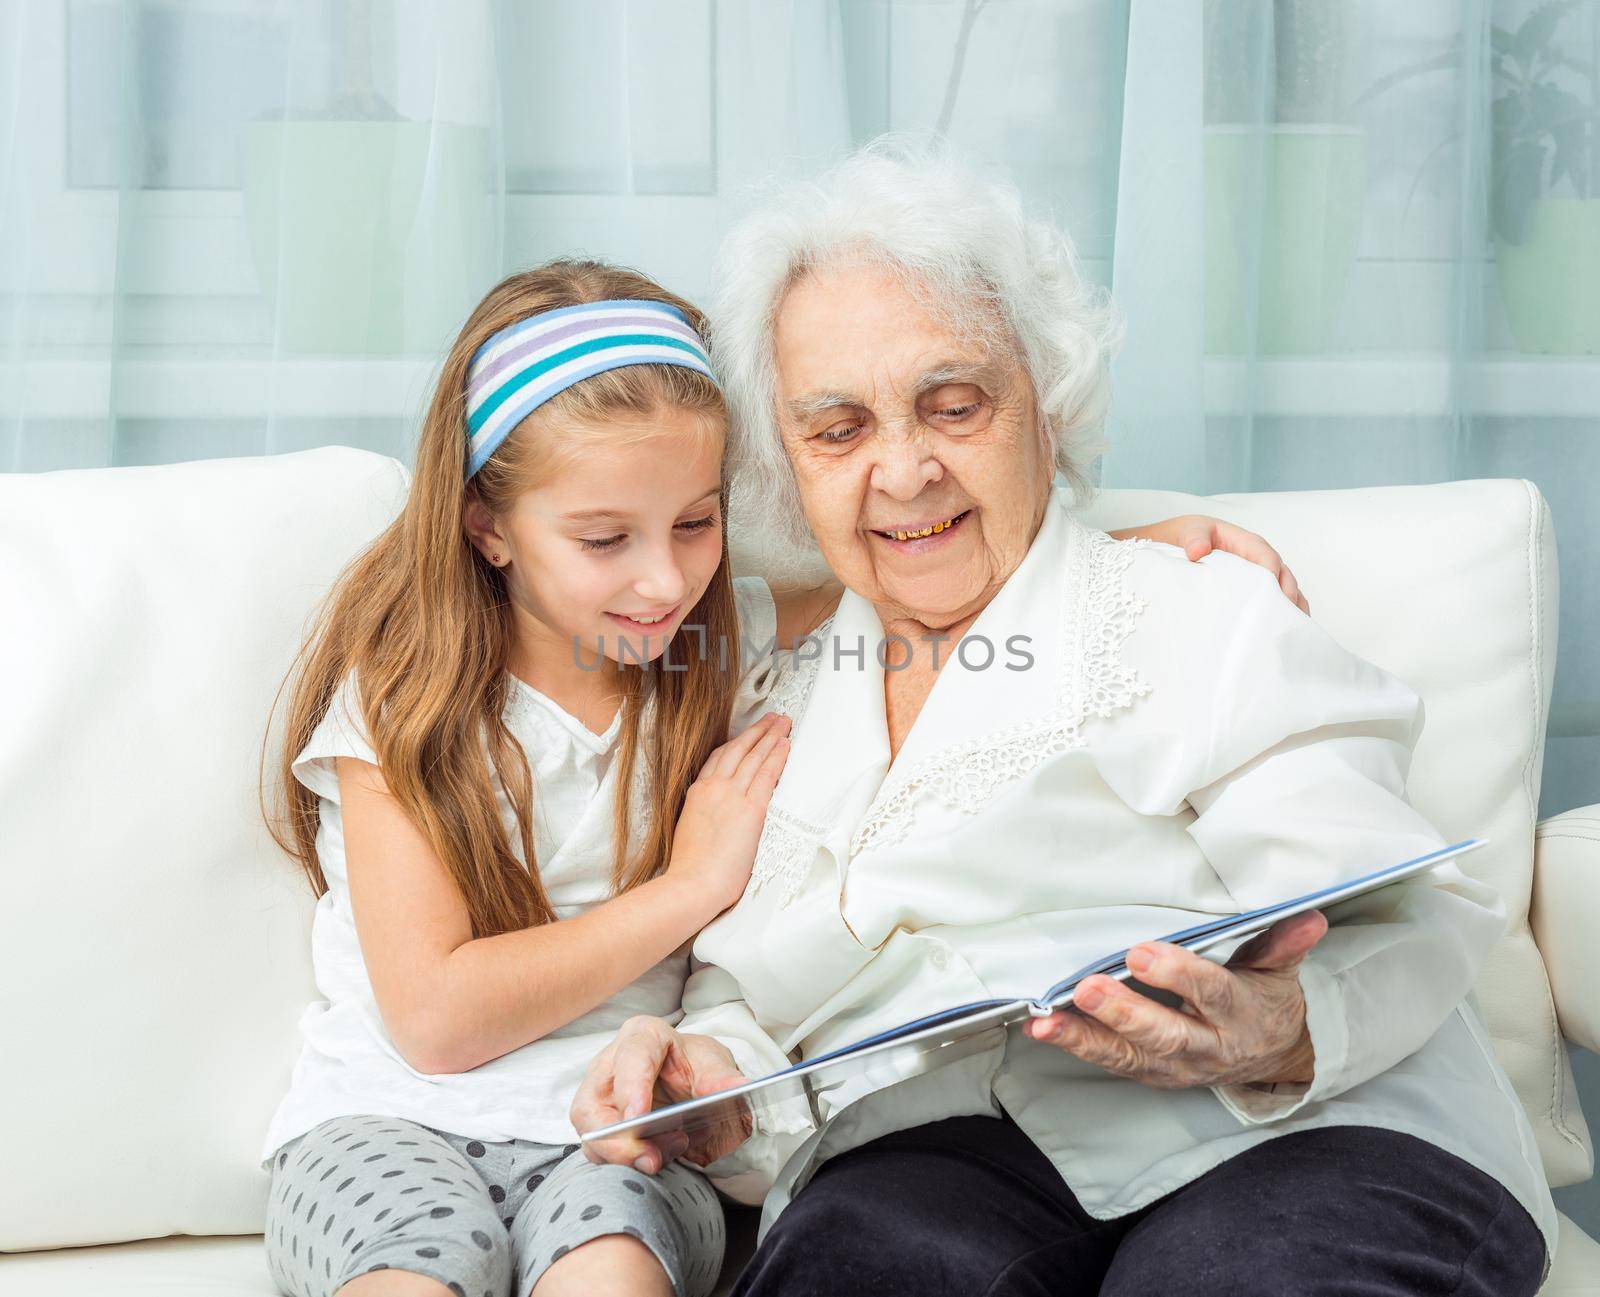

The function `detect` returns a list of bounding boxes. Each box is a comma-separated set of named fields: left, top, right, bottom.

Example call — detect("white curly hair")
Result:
left=710, top=135, right=1123, bottom=581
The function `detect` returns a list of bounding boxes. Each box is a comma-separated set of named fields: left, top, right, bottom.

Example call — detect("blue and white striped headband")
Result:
left=464, top=298, right=718, bottom=478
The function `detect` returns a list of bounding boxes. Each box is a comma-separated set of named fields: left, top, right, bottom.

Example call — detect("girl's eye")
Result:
left=579, top=534, right=626, bottom=552
left=676, top=516, right=719, bottom=534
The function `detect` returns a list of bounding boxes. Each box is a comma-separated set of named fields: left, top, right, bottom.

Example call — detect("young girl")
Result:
left=259, top=259, right=1303, bottom=1297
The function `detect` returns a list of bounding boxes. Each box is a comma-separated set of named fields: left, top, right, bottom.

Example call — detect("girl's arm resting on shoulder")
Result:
left=1110, top=515, right=1308, bottom=613
left=338, top=755, right=720, bottom=1076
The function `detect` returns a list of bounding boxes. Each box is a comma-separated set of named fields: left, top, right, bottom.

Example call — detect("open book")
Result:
left=581, top=839, right=1486, bottom=1149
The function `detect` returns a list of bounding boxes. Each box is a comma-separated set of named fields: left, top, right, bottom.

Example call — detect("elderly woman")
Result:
left=574, top=144, right=1554, bottom=1295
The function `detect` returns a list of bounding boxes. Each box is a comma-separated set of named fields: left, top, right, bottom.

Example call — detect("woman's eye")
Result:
left=939, top=404, right=979, bottom=420
left=579, top=534, right=626, bottom=552
left=817, top=424, right=861, bottom=445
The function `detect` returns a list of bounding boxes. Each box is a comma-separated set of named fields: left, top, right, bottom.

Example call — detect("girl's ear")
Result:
left=463, top=488, right=509, bottom=564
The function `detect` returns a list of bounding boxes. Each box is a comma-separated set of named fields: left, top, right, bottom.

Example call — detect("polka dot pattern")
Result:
left=264, top=1113, right=724, bottom=1297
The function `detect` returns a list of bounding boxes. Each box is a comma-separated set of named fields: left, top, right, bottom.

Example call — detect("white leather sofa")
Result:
left=1, top=447, right=1597, bottom=1294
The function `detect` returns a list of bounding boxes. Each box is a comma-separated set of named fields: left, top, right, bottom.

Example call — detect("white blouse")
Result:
left=258, top=576, right=780, bottom=1167
left=683, top=489, right=1558, bottom=1260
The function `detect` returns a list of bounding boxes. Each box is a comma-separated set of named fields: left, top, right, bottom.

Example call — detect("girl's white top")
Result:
left=259, top=576, right=784, bottom=1167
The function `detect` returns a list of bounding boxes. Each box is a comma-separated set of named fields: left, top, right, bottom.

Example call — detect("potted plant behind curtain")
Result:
left=1364, top=1, right=1599, bottom=354
left=1204, top=0, right=1367, bottom=354
left=241, top=0, right=491, bottom=354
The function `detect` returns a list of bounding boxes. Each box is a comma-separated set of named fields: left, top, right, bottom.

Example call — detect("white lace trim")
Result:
left=746, top=618, right=833, bottom=904
left=747, top=802, right=832, bottom=908
left=762, top=616, right=832, bottom=722
left=849, top=526, right=1151, bottom=861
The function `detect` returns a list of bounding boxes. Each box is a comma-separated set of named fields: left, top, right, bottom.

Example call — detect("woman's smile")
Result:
left=869, top=508, right=973, bottom=554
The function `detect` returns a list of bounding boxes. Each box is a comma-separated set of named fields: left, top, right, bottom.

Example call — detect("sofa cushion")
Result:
left=0, top=448, right=409, bottom=1250
left=0, top=1236, right=278, bottom=1296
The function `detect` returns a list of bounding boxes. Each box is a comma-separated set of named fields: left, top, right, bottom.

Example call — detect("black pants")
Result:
left=734, top=1114, right=1545, bottom=1296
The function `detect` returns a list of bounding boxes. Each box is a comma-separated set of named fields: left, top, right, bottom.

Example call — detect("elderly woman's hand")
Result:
left=571, top=1015, right=752, bottom=1173
left=1112, top=515, right=1310, bottom=615
left=1024, top=910, right=1326, bottom=1090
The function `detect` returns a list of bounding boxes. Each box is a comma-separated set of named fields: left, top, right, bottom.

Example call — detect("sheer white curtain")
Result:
left=2, top=0, right=1593, bottom=818
left=1109, top=0, right=1597, bottom=831
left=7, top=0, right=1588, bottom=804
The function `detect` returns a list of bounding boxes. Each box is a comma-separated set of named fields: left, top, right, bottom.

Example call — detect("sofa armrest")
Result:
left=1531, top=804, right=1600, bottom=1055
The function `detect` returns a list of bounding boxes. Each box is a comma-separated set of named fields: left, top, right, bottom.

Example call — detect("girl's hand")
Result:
left=666, top=710, right=793, bottom=914
left=1111, top=515, right=1309, bottom=614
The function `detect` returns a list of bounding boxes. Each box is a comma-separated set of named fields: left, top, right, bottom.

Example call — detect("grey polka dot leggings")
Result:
left=265, top=1115, right=726, bottom=1297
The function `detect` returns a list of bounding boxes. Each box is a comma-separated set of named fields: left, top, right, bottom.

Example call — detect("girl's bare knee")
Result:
left=531, top=1233, right=672, bottom=1297
left=336, top=1267, right=457, bottom=1296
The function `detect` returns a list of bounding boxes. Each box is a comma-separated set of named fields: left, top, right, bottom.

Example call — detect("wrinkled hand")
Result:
left=571, top=1016, right=752, bottom=1174
left=1025, top=910, right=1326, bottom=1090
left=1121, top=515, right=1310, bottom=614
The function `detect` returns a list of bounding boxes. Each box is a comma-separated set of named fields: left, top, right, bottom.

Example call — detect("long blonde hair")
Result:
left=263, top=260, right=739, bottom=937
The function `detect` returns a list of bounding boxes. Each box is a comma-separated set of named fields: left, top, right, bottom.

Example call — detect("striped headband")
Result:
left=464, top=298, right=717, bottom=478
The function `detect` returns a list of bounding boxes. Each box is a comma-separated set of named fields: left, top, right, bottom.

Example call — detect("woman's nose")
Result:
left=869, top=434, right=943, bottom=500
